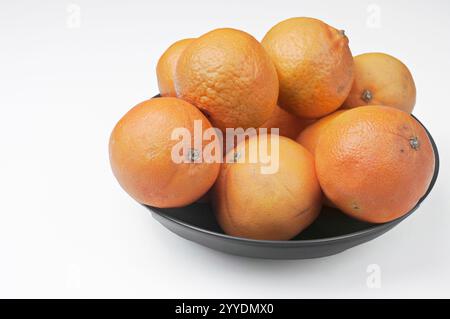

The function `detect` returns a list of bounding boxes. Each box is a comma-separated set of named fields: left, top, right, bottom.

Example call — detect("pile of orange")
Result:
left=109, top=17, right=435, bottom=240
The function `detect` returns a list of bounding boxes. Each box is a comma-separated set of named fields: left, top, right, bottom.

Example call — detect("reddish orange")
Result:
left=296, top=110, right=346, bottom=155
left=109, top=97, right=220, bottom=208
left=260, top=105, right=314, bottom=139
left=175, top=28, right=279, bottom=131
left=262, top=17, right=354, bottom=118
left=213, top=134, right=322, bottom=240
left=315, top=106, right=435, bottom=223
left=156, top=38, right=194, bottom=97
left=343, top=53, right=416, bottom=113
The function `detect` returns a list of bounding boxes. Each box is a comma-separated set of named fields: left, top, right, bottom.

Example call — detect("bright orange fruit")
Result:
left=315, top=106, right=435, bottom=223
left=213, top=134, right=322, bottom=240
left=343, top=53, right=416, bottom=113
left=296, top=110, right=346, bottom=155
left=259, top=105, right=314, bottom=139
left=156, top=38, right=194, bottom=97
left=175, top=28, right=279, bottom=131
left=109, top=97, right=220, bottom=208
left=262, top=17, right=354, bottom=119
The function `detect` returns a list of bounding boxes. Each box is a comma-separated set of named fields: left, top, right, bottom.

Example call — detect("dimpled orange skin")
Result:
left=262, top=17, right=354, bottom=119
left=259, top=105, right=314, bottom=139
left=315, top=106, right=435, bottom=223
left=175, top=28, right=279, bottom=131
left=296, top=110, right=346, bottom=208
left=156, top=38, right=194, bottom=97
left=213, top=135, right=322, bottom=240
left=109, top=97, right=220, bottom=208
left=343, top=53, right=416, bottom=113
left=296, top=110, right=346, bottom=155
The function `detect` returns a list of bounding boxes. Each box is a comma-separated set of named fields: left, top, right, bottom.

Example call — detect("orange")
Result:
left=109, top=97, right=220, bottom=208
left=213, top=134, right=322, bottom=240
left=259, top=105, right=314, bottom=139
left=175, top=28, right=279, bottom=131
left=156, top=38, right=194, bottom=97
left=296, top=110, right=346, bottom=208
left=315, top=106, right=435, bottom=223
left=343, top=53, right=416, bottom=113
left=262, top=17, right=354, bottom=119
left=296, top=110, right=346, bottom=154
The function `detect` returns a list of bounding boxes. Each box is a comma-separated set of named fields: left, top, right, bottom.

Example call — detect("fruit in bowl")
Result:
left=109, top=17, right=437, bottom=257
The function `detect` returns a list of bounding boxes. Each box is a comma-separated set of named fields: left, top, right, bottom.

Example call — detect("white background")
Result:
left=0, top=0, right=449, bottom=298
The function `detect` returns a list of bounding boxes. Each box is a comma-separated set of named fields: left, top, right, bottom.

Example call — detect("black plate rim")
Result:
left=147, top=108, right=439, bottom=246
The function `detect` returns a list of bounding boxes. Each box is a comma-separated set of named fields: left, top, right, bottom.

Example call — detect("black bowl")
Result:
left=146, top=115, right=439, bottom=259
